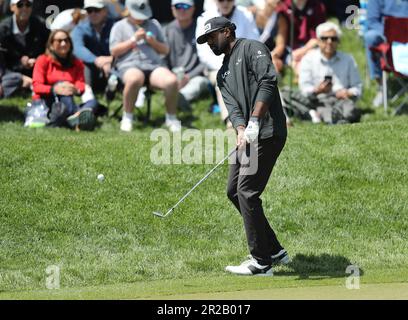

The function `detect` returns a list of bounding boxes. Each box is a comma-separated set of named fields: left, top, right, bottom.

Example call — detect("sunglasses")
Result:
left=53, top=38, right=70, bottom=44
left=86, top=7, right=102, bottom=14
left=320, top=36, right=339, bottom=42
left=16, top=1, right=32, bottom=8
left=174, top=3, right=192, bottom=10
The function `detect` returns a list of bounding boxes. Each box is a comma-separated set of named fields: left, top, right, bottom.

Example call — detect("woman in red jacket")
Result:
left=32, top=29, right=98, bottom=130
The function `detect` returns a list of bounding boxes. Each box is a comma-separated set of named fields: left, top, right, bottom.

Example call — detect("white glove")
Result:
left=244, top=117, right=259, bottom=143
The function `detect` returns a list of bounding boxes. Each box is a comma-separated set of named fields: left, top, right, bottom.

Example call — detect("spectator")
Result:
left=298, top=22, right=362, bottom=124
left=50, top=8, right=88, bottom=33
left=0, top=47, right=31, bottom=98
left=71, top=0, right=115, bottom=92
left=196, top=0, right=260, bottom=125
left=278, top=0, right=326, bottom=79
left=166, top=0, right=210, bottom=110
left=257, top=0, right=289, bottom=73
left=109, top=0, right=181, bottom=133
left=32, top=29, right=99, bottom=130
left=364, top=0, right=408, bottom=107
left=0, top=0, right=49, bottom=88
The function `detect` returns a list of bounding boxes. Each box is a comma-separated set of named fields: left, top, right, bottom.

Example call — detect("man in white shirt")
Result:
left=196, top=0, right=260, bottom=124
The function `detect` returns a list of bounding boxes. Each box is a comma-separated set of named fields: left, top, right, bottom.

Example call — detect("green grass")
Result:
left=1, top=28, right=407, bottom=299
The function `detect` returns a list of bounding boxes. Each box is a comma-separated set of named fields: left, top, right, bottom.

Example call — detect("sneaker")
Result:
left=373, top=90, right=384, bottom=108
left=225, top=258, right=273, bottom=276
left=271, top=249, right=290, bottom=266
left=67, top=108, right=95, bottom=131
left=120, top=117, right=133, bottom=132
left=165, top=118, right=181, bottom=132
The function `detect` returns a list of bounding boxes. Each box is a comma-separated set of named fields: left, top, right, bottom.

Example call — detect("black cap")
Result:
left=196, top=16, right=236, bottom=44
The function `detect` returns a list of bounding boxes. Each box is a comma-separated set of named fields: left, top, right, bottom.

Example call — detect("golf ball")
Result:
left=97, top=174, right=105, bottom=182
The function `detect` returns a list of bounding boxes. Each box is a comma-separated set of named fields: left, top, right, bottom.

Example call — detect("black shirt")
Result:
left=217, top=38, right=287, bottom=139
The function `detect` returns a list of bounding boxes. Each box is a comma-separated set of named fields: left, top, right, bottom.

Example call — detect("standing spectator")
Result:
left=364, top=0, right=408, bottom=107
left=299, top=22, right=362, bottom=124
left=109, top=0, right=181, bottom=133
left=0, top=0, right=49, bottom=88
left=278, top=0, right=326, bottom=79
left=196, top=0, right=260, bottom=125
left=32, top=29, right=99, bottom=130
left=71, top=0, right=115, bottom=91
left=166, top=0, right=210, bottom=110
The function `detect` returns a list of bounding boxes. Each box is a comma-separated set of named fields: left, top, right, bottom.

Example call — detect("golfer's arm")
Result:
left=251, top=101, right=269, bottom=119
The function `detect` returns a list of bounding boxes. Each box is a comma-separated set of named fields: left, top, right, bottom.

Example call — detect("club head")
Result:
left=153, top=211, right=165, bottom=218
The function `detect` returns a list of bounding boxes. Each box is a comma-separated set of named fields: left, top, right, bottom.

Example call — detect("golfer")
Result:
left=197, top=17, right=290, bottom=276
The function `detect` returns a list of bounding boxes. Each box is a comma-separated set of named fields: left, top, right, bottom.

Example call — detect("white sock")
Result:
left=123, top=112, right=133, bottom=121
left=166, top=113, right=177, bottom=122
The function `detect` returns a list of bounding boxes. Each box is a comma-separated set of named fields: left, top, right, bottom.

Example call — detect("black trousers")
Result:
left=227, top=136, right=286, bottom=265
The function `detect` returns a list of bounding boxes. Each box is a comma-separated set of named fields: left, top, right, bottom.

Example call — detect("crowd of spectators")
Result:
left=0, top=0, right=407, bottom=131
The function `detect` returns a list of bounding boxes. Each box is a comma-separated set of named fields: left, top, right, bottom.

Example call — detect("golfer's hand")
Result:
left=244, top=117, right=259, bottom=143
left=236, top=126, right=246, bottom=149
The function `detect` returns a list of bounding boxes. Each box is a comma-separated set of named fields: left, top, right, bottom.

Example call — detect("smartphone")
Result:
left=324, top=75, right=333, bottom=83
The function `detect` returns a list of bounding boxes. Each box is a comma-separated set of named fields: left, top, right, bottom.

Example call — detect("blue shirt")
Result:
left=367, top=0, right=408, bottom=34
left=71, top=18, right=115, bottom=65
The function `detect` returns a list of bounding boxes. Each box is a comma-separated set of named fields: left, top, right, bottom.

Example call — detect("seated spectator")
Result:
left=0, top=0, right=49, bottom=89
left=278, top=0, right=326, bottom=79
left=50, top=8, right=88, bottom=33
left=32, top=30, right=99, bottom=130
left=166, top=0, right=210, bottom=110
left=364, top=0, right=408, bottom=107
left=72, top=0, right=115, bottom=91
left=109, top=0, right=181, bottom=133
left=196, top=0, right=260, bottom=125
left=257, top=0, right=289, bottom=73
left=298, top=22, right=362, bottom=124
left=0, top=45, right=32, bottom=98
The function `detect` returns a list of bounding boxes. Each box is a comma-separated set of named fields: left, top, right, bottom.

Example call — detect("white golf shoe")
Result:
left=225, top=258, right=273, bottom=276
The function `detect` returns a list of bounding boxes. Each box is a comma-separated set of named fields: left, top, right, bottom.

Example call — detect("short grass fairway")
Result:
left=1, top=28, right=408, bottom=300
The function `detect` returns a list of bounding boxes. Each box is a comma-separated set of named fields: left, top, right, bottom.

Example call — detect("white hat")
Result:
left=126, top=0, right=152, bottom=20
left=11, top=0, right=33, bottom=5
left=84, top=0, right=106, bottom=9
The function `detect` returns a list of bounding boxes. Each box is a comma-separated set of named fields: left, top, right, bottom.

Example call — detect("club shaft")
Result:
left=163, top=148, right=236, bottom=217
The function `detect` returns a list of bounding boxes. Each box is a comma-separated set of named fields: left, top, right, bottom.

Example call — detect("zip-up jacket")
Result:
left=217, top=38, right=287, bottom=139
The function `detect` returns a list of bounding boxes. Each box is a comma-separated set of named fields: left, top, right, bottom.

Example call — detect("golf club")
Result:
left=153, top=148, right=237, bottom=218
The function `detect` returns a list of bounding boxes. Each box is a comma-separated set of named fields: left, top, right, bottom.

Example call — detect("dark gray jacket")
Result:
left=217, top=38, right=287, bottom=139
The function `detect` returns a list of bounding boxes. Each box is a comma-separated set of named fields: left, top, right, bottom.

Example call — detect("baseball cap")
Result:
left=171, top=0, right=194, bottom=5
left=126, top=0, right=152, bottom=20
left=196, top=16, right=236, bottom=44
left=11, top=0, right=33, bottom=4
left=83, top=0, right=106, bottom=9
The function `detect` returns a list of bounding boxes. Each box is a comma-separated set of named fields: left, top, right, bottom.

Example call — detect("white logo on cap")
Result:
left=204, top=23, right=211, bottom=32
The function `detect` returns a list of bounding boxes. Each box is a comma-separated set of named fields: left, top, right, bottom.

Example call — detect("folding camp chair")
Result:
left=370, top=16, right=408, bottom=114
